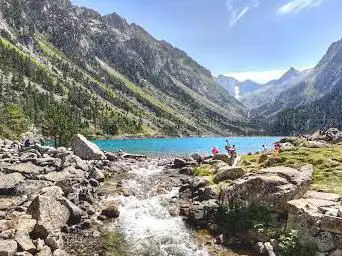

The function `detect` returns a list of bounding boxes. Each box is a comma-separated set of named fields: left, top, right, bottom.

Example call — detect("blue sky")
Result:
left=71, top=0, right=342, bottom=83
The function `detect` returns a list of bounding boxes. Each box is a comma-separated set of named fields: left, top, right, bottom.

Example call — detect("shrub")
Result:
left=216, top=201, right=272, bottom=232
left=101, top=232, right=126, bottom=256
left=278, top=230, right=315, bottom=256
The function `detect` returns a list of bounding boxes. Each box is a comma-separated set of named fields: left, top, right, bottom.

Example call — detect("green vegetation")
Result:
left=101, top=232, right=127, bottom=256
left=193, top=164, right=215, bottom=177
left=42, top=102, right=80, bottom=147
left=216, top=201, right=272, bottom=233
left=278, top=230, right=315, bottom=256
left=241, top=144, right=342, bottom=194
left=0, top=104, right=29, bottom=140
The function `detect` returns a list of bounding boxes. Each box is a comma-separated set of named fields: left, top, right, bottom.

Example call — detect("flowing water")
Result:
left=107, top=162, right=209, bottom=256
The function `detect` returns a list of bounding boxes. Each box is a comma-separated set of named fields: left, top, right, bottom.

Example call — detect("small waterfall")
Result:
left=234, top=84, right=240, bottom=99
left=109, top=164, right=209, bottom=256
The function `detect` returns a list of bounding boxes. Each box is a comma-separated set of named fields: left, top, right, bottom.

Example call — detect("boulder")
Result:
left=58, top=198, right=83, bottom=225
left=36, top=246, right=52, bottom=256
left=101, top=206, right=120, bottom=219
left=15, top=218, right=37, bottom=234
left=173, top=159, right=186, bottom=169
left=0, top=229, right=15, bottom=240
left=4, top=163, right=43, bottom=175
left=0, top=197, right=26, bottom=210
left=219, top=165, right=313, bottom=213
left=213, top=167, right=245, bottom=183
left=315, top=232, right=335, bottom=252
left=279, top=142, right=295, bottom=151
left=0, top=173, right=25, bottom=195
left=0, top=239, right=18, bottom=256
left=90, top=167, right=105, bottom=182
left=15, top=233, right=35, bottom=253
left=45, top=231, right=63, bottom=251
left=39, top=167, right=85, bottom=182
left=105, top=152, right=119, bottom=162
left=71, top=134, right=104, bottom=160
left=27, top=195, right=70, bottom=238
left=191, top=154, right=203, bottom=163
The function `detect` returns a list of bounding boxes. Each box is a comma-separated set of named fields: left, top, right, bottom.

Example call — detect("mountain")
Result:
left=215, top=75, right=261, bottom=99
left=253, top=38, right=342, bottom=119
left=0, top=0, right=259, bottom=138
left=240, top=67, right=308, bottom=109
left=215, top=75, right=238, bottom=96
left=270, top=38, right=342, bottom=134
left=239, top=80, right=261, bottom=95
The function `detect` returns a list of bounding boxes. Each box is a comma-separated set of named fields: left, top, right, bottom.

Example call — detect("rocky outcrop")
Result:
left=219, top=165, right=313, bottom=213
left=71, top=134, right=105, bottom=160
left=287, top=191, right=342, bottom=254
left=0, top=136, right=125, bottom=255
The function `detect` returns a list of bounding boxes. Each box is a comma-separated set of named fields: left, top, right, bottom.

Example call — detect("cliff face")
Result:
left=0, top=0, right=258, bottom=136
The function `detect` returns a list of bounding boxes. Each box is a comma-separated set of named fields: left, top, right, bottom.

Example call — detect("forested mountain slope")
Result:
left=0, top=0, right=257, bottom=139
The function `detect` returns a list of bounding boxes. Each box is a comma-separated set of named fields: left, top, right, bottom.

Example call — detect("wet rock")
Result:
left=101, top=206, right=120, bottom=219
left=45, top=231, right=64, bottom=251
left=27, top=195, right=70, bottom=238
left=71, top=134, right=104, bottom=160
left=0, top=173, right=25, bottom=195
left=0, top=239, right=18, bottom=256
left=213, top=166, right=245, bottom=183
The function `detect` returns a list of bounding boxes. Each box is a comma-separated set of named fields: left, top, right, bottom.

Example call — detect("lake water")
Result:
left=94, top=136, right=281, bottom=157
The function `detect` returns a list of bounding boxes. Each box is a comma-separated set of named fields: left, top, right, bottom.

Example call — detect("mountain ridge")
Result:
left=0, top=0, right=260, bottom=139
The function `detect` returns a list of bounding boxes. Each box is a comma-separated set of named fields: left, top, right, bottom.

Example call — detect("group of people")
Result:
left=211, top=140, right=237, bottom=159
left=211, top=140, right=281, bottom=159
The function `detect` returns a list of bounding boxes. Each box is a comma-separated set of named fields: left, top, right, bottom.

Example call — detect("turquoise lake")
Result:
left=93, top=136, right=282, bottom=157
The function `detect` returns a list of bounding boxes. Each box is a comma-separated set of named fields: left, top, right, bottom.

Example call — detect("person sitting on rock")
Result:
left=274, top=143, right=280, bottom=158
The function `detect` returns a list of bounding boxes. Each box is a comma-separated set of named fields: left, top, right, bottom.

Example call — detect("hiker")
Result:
left=274, top=143, right=280, bottom=158
left=224, top=140, right=230, bottom=155
left=262, top=144, right=267, bottom=152
left=230, top=145, right=237, bottom=158
left=24, top=139, right=31, bottom=148
left=211, top=146, right=218, bottom=156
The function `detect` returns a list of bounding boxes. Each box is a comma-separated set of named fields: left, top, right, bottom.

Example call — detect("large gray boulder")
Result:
left=27, top=195, right=70, bottom=238
left=213, top=166, right=245, bottom=183
left=71, top=134, right=104, bottom=160
left=219, top=165, right=313, bottom=213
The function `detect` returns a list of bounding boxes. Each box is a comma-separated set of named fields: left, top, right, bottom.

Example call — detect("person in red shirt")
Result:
left=211, top=146, right=218, bottom=156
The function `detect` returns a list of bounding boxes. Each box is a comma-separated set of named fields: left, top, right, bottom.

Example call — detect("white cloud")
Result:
left=277, top=0, right=324, bottom=15
left=224, top=66, right=312, bottom=83
left=225, top=0, right=260, bottom=27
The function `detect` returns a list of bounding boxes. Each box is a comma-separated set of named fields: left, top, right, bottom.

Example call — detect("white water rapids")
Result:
left=108, top=163, right=209, bottom=256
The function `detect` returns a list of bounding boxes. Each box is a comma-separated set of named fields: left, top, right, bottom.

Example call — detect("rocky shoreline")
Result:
left=0, top=132, right=341, bottom=256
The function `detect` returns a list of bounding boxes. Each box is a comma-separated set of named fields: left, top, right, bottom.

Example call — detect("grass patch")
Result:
left=193, top=164, right=215, bottom=176
left=241, top=144, right=342, bottom=194
left=101, top=232, right=127, bottom=256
